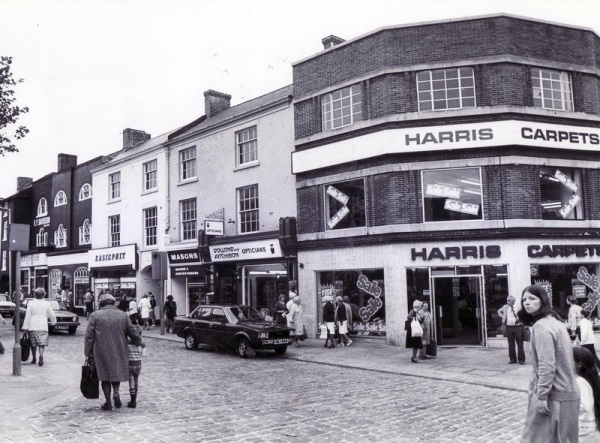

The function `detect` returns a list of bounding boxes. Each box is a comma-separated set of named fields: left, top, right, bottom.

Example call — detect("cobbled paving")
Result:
left=1, top=331, right=526, bottom=443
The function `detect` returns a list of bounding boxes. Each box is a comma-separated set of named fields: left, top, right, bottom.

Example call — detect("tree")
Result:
left=0, top=56, right=29, bottom=155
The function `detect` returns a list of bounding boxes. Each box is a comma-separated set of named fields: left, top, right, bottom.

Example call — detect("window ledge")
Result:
left=108, top=198, right=122, bottom=204
left=178, top=178, right=198, bottom=186
left=234, top=161, right=260, bottom=172
left=141, top=188, right=158, bottom=196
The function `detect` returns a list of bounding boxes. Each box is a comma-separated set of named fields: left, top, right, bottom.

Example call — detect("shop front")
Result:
left=46, top=252, right=89, bottom=311
left=88, top=244, right=138, bottom=306
left=20, top=252, right=48, bottom=298
left=167, top=248, right=208, bottom=315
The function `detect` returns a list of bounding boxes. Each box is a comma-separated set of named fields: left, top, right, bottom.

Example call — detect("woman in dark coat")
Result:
left=406, top=300, right=424, bottom=364
left=322, top=295, right=336, bottom=349
left=84, top=293, right=141, bottom=411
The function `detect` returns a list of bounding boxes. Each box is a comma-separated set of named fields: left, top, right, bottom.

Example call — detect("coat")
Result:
left=23, top=298, right=57, bottom=332
left=288, top=302, right=304, bottom=335
left=84, top=305, right=141, bottom=382
left=323, top=301, right=335, bottom=322
left=138, top=297, right=152, bottom=319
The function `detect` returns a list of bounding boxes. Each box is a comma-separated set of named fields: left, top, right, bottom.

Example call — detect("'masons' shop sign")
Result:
left=292, top=120, right=600, bottom=173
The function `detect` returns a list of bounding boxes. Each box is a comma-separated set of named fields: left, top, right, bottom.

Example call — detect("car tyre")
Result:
left=274, top=347, right=287, bottom=356
left=185, top=332, right=199, bottom=350
left=68, top=327, right=77, bottom=335
left=237, top=337, right=251, bottom=358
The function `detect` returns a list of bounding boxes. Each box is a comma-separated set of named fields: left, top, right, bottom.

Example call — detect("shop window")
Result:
left=406, top=267, right=431, bottom=311
left=1, top=251, right=6, bottom=271
left=324, top=179, right=366, bottom=230
left=37, top=198, right=48, bottom=216
left=422, top=167, right=483, bottom=222
left=532, top=68, right=573, bottom=111
left=79, top=219, right=91, bottom=245
left=179, top=147, right=197, bottom=182
left=109, top=172, right=121, bottom=200
left=109, top=215, right=120, bottom=246
left=318, top=269, right=385, bottom=337
left=417, top=67, right=476, bottom=111
left=236, top=126, right=258, bottom=167
left=238, top=185, right=259, bottom=234
left=322, top=84, right=362, bottom=131
left=144, top=207, right=158, bottom=246
left=484, top=265, right=509, bottom=338
left=180, top=199, right=197, bottom=241
left=2, top=220, right=7, bottom=240
left=539, top=167, right=583, bottom=220
left=54, top=224, right=67, bottom=248
left=54, top=190, right=67, bottom=207
left=36, top=227, right=48, bottom=247
left=143, top=159, right=158, bottom=191
left=79, top=183, right=92, bottom=201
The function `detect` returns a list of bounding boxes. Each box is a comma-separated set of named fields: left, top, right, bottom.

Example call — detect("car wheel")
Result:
left=185, top=332, right=199, bottom=350
left=68, top=327, right=77, bottom=335
left=274, top=347, right=287, bottom=356
left=237, top=337, right=252, bottom=358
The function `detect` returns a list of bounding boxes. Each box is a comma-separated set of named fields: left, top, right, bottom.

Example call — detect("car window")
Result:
left=211, top=308, right=226, bottom=323
left=200, top=307, right=212, bottom=319
left=241, top=306, right=262, bottom=321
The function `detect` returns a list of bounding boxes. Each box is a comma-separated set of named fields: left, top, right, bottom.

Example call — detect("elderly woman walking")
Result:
left=288, top=296, right=304, bottom=347
left=84, top=293, right=141, bottom=411
left=22, top=288, right=56, bottom=367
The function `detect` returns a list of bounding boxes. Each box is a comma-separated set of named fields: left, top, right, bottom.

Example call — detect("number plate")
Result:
left=274, top=339, right=289, bottom=344
left=54, top=326, right=68, bottom=330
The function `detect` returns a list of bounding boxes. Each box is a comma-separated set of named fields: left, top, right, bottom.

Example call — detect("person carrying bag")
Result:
left=80, top=355, right=99, bottom=399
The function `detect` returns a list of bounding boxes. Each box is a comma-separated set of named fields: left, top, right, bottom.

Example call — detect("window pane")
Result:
left=325, top=179, right=366, bottom=230
left=239, top=185, right=259, bottom=233
left=540, top=167, right=583, bottom=220
left=322, top=84, right=362, bottom=130
left=422, top=168, right=483, bottom=222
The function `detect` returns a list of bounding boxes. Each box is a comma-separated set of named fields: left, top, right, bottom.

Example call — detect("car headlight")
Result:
left=72, top=317, right=78, bottom=322
left=259, top=332, right=269, bottom=339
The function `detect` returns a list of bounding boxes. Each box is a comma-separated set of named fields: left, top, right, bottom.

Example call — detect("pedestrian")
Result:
left=418, top=301, right=432, bottom=360
left=127, top=325, right=146, bottom=408
left=138, top=294, right=152, bottom=330
left=288, top=296, right=304, bottom=347
left=518, top=284, right=580, bottom=442
left=163, top=295, right=177, bottom=333
left=322, top=295, right=336, bottom=349
left=285, top=296, right=295, bottom=328
left=117, top=294, right=129, bottom=312
left=406, top=300, right=424, bottom=363
left=567, top=295, right=583, bottom=342
left=342, top=295, right=354, bottom=335
left=497, top=295, right=526, bottom=365
left=335, top=295, right=351, bottom=347
left=128, top=295, right=139, bottom=325
left=84, top=293, right=141, bottom=411
left=573, top=346, right=600, bottom=441
left=580, top=309, right=600, bottom=370
left=148, top=293, right=156, bottom=327
left=0, top=312, right=6, bottom=355
left=271, top=293, right=288, bottom=326
left=84, top=288, right=94, bottom=319
left=22, top=288, right=57, bottom=367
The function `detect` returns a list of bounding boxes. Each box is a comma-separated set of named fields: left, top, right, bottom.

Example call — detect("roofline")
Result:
left=292, top=13, right=599, bottom=66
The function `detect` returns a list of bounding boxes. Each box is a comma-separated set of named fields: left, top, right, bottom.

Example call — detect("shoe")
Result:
left=411, top=358, right=420, bottom=363
left=127, top=401, right=136, bottom=409
left=38, top=356, right=43, bottom=367
left=509, top=360, right=517, bottom=364
left=346, top=341, right=352, bottom=347
left=113, top=394, right=122, bottom=408
left=101, top=402, right=112, bottom=411
left=419, top=355, right=428, bottom=359
left=31, top=359, right=36, bottom=364
left=519, top=361, right=525, bottom=365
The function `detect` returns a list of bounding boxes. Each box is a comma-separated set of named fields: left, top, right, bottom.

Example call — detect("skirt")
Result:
left=29, top=330, right=49, bottom=347
left=521, top=391, right=579, bottom=442
left=337, top=320, right=348, bottom=335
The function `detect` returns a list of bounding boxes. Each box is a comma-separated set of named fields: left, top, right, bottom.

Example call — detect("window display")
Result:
left=324, top=179, right=366, bottom=230
left=539, top=167, right=583, bottom=220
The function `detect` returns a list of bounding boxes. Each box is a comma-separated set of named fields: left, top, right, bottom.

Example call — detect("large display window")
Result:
left=317, top=268, right=385, bottom=337
left=324, top=179, right=366, bottom=230
left=539, top=167, right=583, bottom=220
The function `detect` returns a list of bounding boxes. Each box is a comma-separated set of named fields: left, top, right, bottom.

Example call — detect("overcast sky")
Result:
left=1, top=0, right=600, bottom=196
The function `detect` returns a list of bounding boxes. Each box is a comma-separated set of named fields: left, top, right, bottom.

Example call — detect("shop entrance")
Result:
left=432, top=275, right=483, bottom=346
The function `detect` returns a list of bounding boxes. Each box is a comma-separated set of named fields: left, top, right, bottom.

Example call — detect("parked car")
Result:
left=0, top=294, right=15, bottom=318
left=174, top=304, right=295, bottom=357
left=13, top=298, right=80, bottom=334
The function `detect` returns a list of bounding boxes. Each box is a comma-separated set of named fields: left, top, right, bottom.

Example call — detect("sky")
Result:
left=1, top=0, right=600, bottom=196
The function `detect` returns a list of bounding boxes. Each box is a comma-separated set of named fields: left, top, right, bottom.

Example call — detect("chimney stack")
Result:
left=204, top=90, right=231, bottom=117
left=17, top=177, right=33, bottom=192
left=123, top=128, right=151, bottom=150
left=58, top=154, right=77, bottom=172
left=322, top=35, right=345, bottom=50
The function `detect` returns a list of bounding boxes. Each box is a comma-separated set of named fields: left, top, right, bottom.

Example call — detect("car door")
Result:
left=191, top=307, right=213, bottom=345
left=207, top=307, right=234, bottom=348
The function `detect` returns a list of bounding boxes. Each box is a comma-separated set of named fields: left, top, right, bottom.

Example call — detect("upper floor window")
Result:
left=144, top=207, right=158, bottom=246
left=54, top=224, right=67, bottom=248
left=238, top=185, right=259, bottom=234
left=79, top=183, right=92, bottom=201
left=422, top=167, right=483, bottom=222
left=179, top=147, right=197, bottom=181
left=79, top=219, right=91, bottom=245
left=54, top=190, right=67, bottom=207
left=417, top=67, right=476, bottom=111
left=322, top=84, right=362, bottom=131
left=37, top=198, right=48, bottom=217
left=143, top=159, right=158, bottom=191
left=36, top=227, right=48, bottom=247
left=109, top=215, right=120, bottom=247
left=2, top=221, right=7, bottom=241
left=324, top=179, right=366, bottom=231
left=180, top=199, right=197, bottom=241
left=540, top=167, right=583, bottom=220
left=109, top=172, right=121, bottom=200
left=236, top=126, right=258, bottom=166
left=532, top=68, right=573, bottom=111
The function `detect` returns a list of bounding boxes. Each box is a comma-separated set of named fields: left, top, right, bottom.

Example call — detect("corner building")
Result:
left=292, top=15, right=600, bottom=347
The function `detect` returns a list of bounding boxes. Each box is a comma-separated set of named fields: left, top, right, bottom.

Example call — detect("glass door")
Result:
left=432, top=275, right=483, bottom=346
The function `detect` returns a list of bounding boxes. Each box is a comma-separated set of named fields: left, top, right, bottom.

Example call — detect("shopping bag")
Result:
left=20, top=331, right=31, bottom=362
left=80, top=356, right=99, bottom=399
left=319, top=323, right=328, bottom=339
left=411, top=318, right=423, bottom=338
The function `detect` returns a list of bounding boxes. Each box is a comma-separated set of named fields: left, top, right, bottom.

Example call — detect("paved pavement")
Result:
left=0, top=318, right=530, bottom=420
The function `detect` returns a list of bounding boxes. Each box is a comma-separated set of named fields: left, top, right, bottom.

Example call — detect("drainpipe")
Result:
left=165, top=149, right=171, bottom=234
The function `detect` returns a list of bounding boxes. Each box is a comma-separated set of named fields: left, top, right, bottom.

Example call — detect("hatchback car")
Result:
left=0, top=294, right=15, bottom=318
left=13, top=298, right=80, bottom=334
left=174, top=304, right=295, bottom=357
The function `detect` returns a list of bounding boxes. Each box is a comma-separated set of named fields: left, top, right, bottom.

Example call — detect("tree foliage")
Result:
left=0, top=56, right=29, bottom=155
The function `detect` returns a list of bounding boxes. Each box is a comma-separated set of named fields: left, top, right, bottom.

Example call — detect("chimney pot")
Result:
left=123, top=128, right=151, bottom=150
left=204, top=90, right=231, bottom=117
left=322, top=35, right=345, bottom=49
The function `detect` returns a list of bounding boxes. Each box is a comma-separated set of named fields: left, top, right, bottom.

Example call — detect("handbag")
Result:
left=426, top=340, right=437, bottom=357
left=20, top=331, right=31, bottom=362
left=411, top=318, right=424, bottom=338
left=80, top=355, right=99, bottom=399
left=523, top=326, right=531, bottom=342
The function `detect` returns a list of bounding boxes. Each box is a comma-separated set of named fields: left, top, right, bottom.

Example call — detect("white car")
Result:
left=0, top=294, right=15, bottom=318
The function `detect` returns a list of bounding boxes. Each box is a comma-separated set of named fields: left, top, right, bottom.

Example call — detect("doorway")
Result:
left=432, top=275, right=483, bottom=346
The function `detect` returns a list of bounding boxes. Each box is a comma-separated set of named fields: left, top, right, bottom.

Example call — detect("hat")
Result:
left=343, top=296, right=350, bottom=302
left=98, top=293, right=116, bottom=307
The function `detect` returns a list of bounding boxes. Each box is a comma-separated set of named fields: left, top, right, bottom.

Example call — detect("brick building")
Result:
left=291, top=14, right=600, bottom=347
